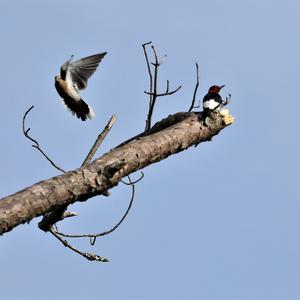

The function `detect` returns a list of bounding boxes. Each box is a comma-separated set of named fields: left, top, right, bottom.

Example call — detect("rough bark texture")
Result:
left=0, top=111, right=233, bottom=235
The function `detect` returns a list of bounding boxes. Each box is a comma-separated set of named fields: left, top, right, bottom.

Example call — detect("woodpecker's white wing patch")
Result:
left=203, top=99, right=220, bottom=110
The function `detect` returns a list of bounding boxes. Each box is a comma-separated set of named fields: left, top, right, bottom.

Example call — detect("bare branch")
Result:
left=49, top=227, right=109, bottom=262
left=223, top=93, right=232, bottom=106
left=121, top=171, right=144, bottom=185
left=188, top=62, right=200, bottom=112
left=22, top=106, right=66, bottom=173
left=144, top=45, right=182, bottom=131
left=22, top=106, right=40, bottom=146
left=1, top=111, right=234, bottom=236
left=81, top=115, right=116, bottom=167
left=144, top=45, right=160, bottom=131
left=145, top=46, right=159, bottom=131
left=151, top=45, right=159, bottom=67
left=62, top=211, right=78, bottom=218
left=38, top=205, right=68, bottom=231
left=142, top=42, right=153, bottom=131
left=54, top=175, right=136, bottom=240
left=116, top=112, right=196, bottom=149
left=38, top=115, right=116, bottom=231
left=144, top=85, right=182, bottom=97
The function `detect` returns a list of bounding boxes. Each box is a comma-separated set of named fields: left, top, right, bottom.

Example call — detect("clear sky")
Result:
left=1, top=0, right=300, bottom=299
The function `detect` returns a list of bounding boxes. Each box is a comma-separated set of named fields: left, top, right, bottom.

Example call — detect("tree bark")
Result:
left=0, top=111, right=234, bottom=235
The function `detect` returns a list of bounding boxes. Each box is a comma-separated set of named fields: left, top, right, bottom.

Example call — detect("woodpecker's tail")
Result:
left=62, top=98, right=95, bottom=121
left=201, top=108, right=210, bottom=120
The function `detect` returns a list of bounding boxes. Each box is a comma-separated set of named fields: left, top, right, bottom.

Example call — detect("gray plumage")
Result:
left=55, top=52, right=107, bottom=121
left=61, top=52, right=107, bottom=90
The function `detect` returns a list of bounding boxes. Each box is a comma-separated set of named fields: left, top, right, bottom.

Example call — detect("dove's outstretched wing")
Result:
left=60, top=52, right=107, bottom=90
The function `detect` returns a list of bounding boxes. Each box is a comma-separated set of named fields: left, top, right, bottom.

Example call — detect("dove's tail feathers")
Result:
left=87, top=105, right=95, bottom=119
left=62, top=98, right=95, bottom=121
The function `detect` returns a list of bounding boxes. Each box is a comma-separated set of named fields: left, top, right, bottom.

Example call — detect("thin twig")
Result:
left=49, top=227, right=109, bottom=262
left=38, top=113, right=116, bottom=230
left=144, top=85, right=182, bottom=97
left=81, top=115, right=116, bottom=167
left=145, top=46, right=159, bottom=131
left=142, top=42, right=153, bottom=131
left=22, top=106, right=66, bottom=173
left=55, top=175, right=136, bottom=240
left=32, top=146, right=66, bottom=173
left=144, top=45, right=182, bottom=131
left=121, top=171, right=144, bottom=185
left=151, top=46, right=159, bottom=93
left=188, top=63, right=200, bottom=112
left=22, top=106, right=40, bottom=146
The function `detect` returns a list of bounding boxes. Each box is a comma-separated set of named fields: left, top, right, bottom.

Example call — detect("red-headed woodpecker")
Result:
left=203, top=84, right=226, bottom=114
left=55, top=52, right=107, bottom=121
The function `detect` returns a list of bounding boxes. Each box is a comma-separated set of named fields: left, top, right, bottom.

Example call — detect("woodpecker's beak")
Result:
left=220, top=85, right=225, bottom=89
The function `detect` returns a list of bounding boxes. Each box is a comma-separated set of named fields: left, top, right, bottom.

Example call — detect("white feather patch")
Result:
left=87, top=105, right=95, bottom=119
left=203, top=99, right=220, bottom=110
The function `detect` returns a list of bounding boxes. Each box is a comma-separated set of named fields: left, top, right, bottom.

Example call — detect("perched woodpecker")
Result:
left=202, top=84, right=226, bottom=115
left=55, top=52, right=107, bottom=121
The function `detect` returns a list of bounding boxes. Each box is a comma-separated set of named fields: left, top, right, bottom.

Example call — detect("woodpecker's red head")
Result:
left=208, top=85, right=225, bottom=93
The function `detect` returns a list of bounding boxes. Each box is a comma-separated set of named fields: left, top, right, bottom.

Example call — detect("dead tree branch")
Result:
left=116, top=111, right=194, bottom=149
left=121, top=171, right=144, bottom=185
left=144, top=80, right=182, bottom=97
left=142, top=41, right=153, bottom=124
left=3, top=45, right=237, bottom=263
left=38, top=114, right=116, bottom=232
left=54, top=175, right=136, bottom=241
left=0, top=110, right=234, bottom=235
left=49, top=172, right=138, bottom=262
left=81, top=115, right=116, bottom=167
left=49, top=227, right=109, bottom=262
left=23, top=108, right=134, bottom=261
left=188, top=63, right=200, bottom=112
left=22, top=106, right=66, bottom=173
left=144, top=43, right=181, bottom=132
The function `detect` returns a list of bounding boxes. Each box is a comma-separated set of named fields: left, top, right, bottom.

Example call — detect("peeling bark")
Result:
left=0, top=111, right=234, bottom=235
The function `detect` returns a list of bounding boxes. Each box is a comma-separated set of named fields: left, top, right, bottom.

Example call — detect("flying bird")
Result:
left=55, top=52, right=107, bottom=121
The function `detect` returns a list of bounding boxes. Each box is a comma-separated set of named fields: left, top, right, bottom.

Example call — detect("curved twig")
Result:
left=22, top=106, right=40, bottom=146
left=49, top=227, right=109, bottom=262
left=22, top=106, right=66, bottom=173
left=55, top=175, right=136, bottom=240
left=121, top=171, right=144, bottom=185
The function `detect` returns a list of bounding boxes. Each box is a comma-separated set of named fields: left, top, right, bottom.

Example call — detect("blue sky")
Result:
left=1, top=0, right=300, bottom=299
